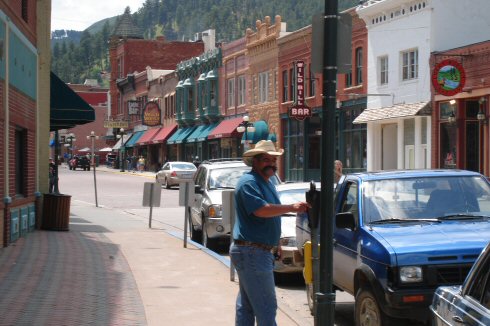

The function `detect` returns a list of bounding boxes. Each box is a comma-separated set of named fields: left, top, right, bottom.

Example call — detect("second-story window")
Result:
left=379, top=56, right=389, bottom=85
left=402, top=49, right=418, bottom=81
left=345, top=70, right=352, bottom=88
left=309, top=64, right=316, bottom=97
left=117, top=57, right=123, bottom=78
left=282, top=70, right=288, bottom=102
left=259, top=71, right=269, bottom=103
left=238, top=75, right=246, bottom=106
left=21, top=0, right=28, bottom=22
left=227, top=78, right=235, bottom=107
left=356, top=47, right=363, bottom=85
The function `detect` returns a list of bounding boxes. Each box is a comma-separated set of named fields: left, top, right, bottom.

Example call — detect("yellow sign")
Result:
left=103, top=120, right=129, bottom=128
left=143, top=102, right=161, bottom=127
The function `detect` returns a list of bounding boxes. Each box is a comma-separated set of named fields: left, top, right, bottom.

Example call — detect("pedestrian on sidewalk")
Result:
left=230, top=140, right=309, bottom=326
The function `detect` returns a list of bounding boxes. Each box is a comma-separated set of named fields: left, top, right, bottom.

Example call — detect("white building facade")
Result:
left=356, top=0, right=490, bottom=171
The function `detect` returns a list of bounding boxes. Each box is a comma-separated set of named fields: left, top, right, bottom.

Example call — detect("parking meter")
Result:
left=305, top=181, right=321, bottom=229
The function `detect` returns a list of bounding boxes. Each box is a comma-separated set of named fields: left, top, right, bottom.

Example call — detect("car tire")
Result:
left=355, top=288, right=391, bottom=326
left=201, top=217, right=216, bottom=250
left=189, top=215, right=202, bottom=242
left=164, top=178, right=171, bottom=189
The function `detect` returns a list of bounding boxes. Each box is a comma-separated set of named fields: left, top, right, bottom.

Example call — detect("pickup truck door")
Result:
left=333, top=180, right=360, bottom=294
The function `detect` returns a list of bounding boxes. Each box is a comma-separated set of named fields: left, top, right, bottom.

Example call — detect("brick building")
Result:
left=245, top=16, right=287, bottom=175
left=431, top=41, right=490, bottom=175
left=0, top=0, right=51, bottom=247
left=57, top=83, right=109, bottom=163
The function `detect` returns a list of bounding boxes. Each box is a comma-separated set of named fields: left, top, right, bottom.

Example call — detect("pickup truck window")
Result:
left=340, top=182, right=358, bottom=220
left=467, top=252, right=490, bottom=308
left=362, top=176, right=490, bottom=223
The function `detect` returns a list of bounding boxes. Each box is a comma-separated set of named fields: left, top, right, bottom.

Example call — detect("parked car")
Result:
left=274, top=182, right=320, bottom=274
left=431, top=241, right=490, bottom=326
left=296, top=169, right=490, bottom=324
left=189, top=159, right=281, bottom=249
left=156, top=161, right=197, bottom=189
left=69, top=155, right=90, bottom=171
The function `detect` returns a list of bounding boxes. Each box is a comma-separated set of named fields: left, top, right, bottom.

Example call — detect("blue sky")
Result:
left=51, top=0, right=146, bottom=31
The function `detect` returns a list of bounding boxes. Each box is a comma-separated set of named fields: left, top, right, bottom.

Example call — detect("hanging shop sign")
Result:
left=432, top=59, right=466, bottom=96
left=103, top=120, right=129, bottom=128
left=289, top=60, right=312, bottom=121
left=142, top=101, right=161, bottom=127
left=128, top=100, right=141, bottom=115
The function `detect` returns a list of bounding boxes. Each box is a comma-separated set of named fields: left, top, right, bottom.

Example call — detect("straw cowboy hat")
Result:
left=243, top=140, right=284, bottom=166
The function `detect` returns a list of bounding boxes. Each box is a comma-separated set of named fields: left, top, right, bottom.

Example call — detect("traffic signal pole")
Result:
left=316, top=0, right=338, bottom=325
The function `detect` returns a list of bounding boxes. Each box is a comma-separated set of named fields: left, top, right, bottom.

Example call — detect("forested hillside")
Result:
left=52, top=0, right=358, bottom=84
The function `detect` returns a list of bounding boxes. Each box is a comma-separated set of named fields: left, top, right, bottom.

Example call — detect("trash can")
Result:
left=42, top=193, right=71, bottom=231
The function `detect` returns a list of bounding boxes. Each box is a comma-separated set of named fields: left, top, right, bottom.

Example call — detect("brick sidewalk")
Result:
left=0, top=230, right=146, bottom=325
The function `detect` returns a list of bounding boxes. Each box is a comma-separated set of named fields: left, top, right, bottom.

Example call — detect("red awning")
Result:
left=207, top=117, right=243, bottom=139
left=151, top=124, right=178, bottom=144
left=136, top=128, right=161, bottom=146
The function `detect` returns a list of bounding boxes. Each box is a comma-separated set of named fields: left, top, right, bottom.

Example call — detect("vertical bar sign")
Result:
left=296, top=60, right=305, bottom=107
left=289, top=60, right=311, bottom=121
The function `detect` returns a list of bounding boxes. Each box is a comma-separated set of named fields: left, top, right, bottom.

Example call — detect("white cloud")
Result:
left=51, top=0, right=147, bottom=31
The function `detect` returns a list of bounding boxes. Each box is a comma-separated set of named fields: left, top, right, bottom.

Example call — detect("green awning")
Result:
left=197, top=123, right=218, bottom=142
left=167, top=126, right=196, bottom=145
left=124, top=131, right=145, bottom=147
left=186, top=124, right=208, bottom=143
left=50, top=72, right=95, bottom=131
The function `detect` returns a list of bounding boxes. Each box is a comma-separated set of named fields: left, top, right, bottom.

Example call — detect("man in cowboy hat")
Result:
left=230, top=140, right=310, bottom=325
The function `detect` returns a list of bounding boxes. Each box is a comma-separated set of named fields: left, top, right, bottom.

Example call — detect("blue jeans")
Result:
left=229, top=243, right=277, bottom=326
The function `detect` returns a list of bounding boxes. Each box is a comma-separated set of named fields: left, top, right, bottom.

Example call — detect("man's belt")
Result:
left=234, top=239, right=276, bottom=251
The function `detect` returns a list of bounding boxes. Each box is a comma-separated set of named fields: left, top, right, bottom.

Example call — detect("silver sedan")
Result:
left=156, top=161, right=197, bottom=189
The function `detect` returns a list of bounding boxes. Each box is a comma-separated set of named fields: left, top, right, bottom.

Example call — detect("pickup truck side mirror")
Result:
left=336, top=212, right=356, bottom=231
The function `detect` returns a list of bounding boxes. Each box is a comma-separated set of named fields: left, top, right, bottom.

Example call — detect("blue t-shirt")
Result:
left=233, top=171, right=281, bottom=246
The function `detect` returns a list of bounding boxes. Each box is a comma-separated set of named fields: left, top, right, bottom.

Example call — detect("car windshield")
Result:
left=172, top=163, right=195, bottom=170
left=362, top=175, right=490, bottom=224
left=208, top=166, right=250, bottom=189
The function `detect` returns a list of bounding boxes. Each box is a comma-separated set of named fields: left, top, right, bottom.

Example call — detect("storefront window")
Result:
left=440, top=122, right=457, bottom=168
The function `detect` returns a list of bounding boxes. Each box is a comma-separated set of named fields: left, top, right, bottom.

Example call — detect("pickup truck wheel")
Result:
left=355, top=288, right=387, bottom=326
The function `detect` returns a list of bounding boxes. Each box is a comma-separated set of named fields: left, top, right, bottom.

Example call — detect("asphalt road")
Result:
left=57, top=165, right=426, bottom=326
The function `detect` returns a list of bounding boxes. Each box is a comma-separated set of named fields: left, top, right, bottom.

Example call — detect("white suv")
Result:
left=189, top=159, right=280, bottom=249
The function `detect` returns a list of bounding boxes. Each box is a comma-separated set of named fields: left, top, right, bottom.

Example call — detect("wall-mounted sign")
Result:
left=128, top=100, right=141, bottom=115
left=432, top=59, right=466, bottom=96
left=142, top=101, right=161, bottom=127
left=289, top=60, right=312, bottom=121
left=103, top=120, right=129, bottom=128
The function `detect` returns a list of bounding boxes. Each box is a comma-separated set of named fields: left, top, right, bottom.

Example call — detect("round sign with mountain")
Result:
left=432, top=59, right=466, bottom=96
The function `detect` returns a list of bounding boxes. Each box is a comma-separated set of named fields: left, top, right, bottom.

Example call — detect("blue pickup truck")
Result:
left=296, top=169, right=490, bottom=325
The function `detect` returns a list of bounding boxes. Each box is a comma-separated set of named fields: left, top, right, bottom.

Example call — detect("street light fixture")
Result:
left=477, top=97, right=487, bottom=124
left=236, top=115, right=255, bottom=140
left=65, top=133, right=76, bottom=158
left=117, top=128, right=127, bottom=172
left=448, top=100, right=456, bottom=124
left=87, top=131, right=99, bottom=207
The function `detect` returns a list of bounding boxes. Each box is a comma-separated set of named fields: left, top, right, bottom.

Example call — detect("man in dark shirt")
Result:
left=230, top=140, right=309, bottom=325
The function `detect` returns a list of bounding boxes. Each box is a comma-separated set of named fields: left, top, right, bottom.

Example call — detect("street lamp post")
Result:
left=236, top=115, right=255, bottom=151
left=87, top=131, right=99, bottom=207
left=117, top=128, right=126, bottom=172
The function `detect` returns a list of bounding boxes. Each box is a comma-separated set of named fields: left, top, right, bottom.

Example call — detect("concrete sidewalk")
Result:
left=0, top=199, right=301, bottom=325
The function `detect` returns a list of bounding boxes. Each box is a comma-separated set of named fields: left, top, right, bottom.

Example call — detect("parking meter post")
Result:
left=183, top=183, right=189, bottom=248
left=222, top=190, right=236, bottom=281
left=149, top=184, right=153, bottom=228
left=179, top=181, right=195, bottom=249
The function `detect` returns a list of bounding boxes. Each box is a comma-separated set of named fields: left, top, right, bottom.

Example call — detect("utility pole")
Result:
left=317, top=0, right=338, bottom=325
